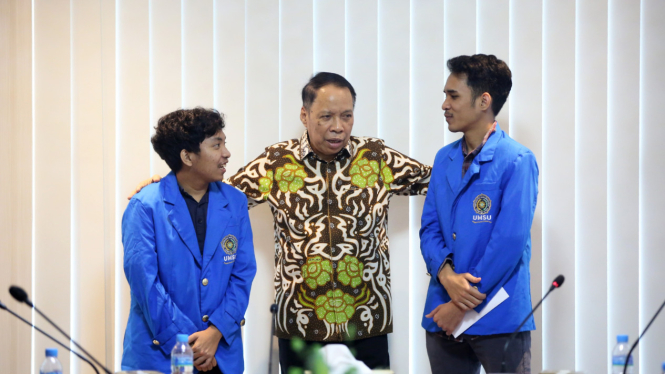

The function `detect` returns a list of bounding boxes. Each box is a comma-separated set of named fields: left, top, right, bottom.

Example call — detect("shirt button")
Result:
left=426, top=272, right=431, bottom=277
left=453, top=233, right=457, bottom=240
left=152, top=340, right=160, bottom=346
left=202, top=278, right=209, bottom=286
left=198, top=219, right=203, bottom=224
left=202, top=315, right=209, bottom=322
left=240, top=319, right=246, bottom=326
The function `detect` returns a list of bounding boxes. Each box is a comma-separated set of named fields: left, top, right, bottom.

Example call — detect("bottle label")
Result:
left=612, top=355, right=634, bottom=366
left=172, top=357, right=193, bottom=374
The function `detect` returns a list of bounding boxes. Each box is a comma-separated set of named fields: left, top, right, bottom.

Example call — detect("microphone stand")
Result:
left=0, top=300, right=100, bottom=374
left=501, top=274, right=564, bottom=373
left=268, top=304, right=278, bottom=374
left=623, top=297, right=665, bottom=374
left=10, top=287, right=112, bottom=374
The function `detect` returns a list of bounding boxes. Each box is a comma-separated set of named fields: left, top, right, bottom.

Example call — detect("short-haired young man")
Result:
left=420, top=54, right=539, bottom=374
left=121, top=108, right=256, bottom=374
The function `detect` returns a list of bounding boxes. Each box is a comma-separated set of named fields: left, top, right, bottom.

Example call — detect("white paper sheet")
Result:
left=452, top=287, right=509, bottom=338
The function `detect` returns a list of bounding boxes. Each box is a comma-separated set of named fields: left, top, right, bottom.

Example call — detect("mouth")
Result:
left=326, top=138, right=344, bottom=148
left=218, top=163, right=227, bottom=173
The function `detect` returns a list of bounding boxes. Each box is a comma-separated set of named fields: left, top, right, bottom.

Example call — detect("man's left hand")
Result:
left=425, top=301, right=466, bottom=335
left=189, top=325, right=223, bottom=371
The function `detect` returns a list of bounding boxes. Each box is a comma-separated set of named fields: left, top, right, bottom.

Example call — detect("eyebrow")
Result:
left=444, top=89, right=458, bottom=94
left=211, top=136, right=225, bottom=142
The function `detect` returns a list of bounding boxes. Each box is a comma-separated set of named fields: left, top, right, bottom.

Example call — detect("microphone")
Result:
left=9, top=285, right=112, bottom=374
left=268, top=303, right=278, bottom=374
left=622, top=297, right=665, bottom=374
left=0, top=299, right=100, bottom=374
left=500, top=275, right=565, bottom=373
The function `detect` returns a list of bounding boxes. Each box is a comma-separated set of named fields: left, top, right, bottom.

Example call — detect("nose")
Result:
left=330, top=117, right=342, bottom=132
left=223, top=147, right=231, bottom=159
left=441, top=99, right=450, bottom=111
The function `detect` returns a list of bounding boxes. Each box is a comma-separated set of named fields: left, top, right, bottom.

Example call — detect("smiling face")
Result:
left=441, top=73, right=488, bottom=134
left=184, top=130, right=231, bottom=183
left=300, top=84, right=354, bottom=161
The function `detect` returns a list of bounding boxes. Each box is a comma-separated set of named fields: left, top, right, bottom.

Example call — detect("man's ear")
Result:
left=300, top=107, right=308, bottom=126
left=480, top=92, right=492, bottom=112
left=180, top=149, right=193, bottom=167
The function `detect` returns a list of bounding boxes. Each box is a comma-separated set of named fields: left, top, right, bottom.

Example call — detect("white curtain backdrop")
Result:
left=1, top=1, right=664, bottom=373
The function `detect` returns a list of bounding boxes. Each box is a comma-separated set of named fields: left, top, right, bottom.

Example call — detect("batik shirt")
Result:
left=227, top=131, right=431, bottom=342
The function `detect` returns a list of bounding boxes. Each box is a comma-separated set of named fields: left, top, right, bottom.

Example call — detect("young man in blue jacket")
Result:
left=420, top=55, right=538, bottom=374
left=121, top=108, right=257, bottom=374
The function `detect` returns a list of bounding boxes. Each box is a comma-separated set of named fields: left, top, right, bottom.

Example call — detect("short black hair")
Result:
left=446, top=54, right=512, bottom=115
left=151, top=107, right=225, bottom=173
left=301, top=72, right=357, bottom=111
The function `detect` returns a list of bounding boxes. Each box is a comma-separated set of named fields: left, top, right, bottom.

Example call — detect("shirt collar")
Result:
left=462, top=121, right=497, bottom=157
left=178, top=184, right=210, bottom=204
left=298, top=130, right=354, bottom=162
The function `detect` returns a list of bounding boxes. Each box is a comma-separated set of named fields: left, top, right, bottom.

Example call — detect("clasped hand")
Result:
left=189, top=325, right=223, bottom=372
left=438, top=264, right=486, bottom=311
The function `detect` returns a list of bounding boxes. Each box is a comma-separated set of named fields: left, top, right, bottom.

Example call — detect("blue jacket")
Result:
left=121, top=172, right=256, bottom=373
left=420, top=124, right=538, bottom=335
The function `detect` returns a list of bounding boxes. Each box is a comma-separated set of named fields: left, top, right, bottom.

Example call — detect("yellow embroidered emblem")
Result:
left=473, top=194, right=491, bottom=215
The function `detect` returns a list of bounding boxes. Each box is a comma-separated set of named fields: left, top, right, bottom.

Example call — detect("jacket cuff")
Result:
left=153, top=321, right=181, bottom=355
left=209, top=309, right=240, bottom=347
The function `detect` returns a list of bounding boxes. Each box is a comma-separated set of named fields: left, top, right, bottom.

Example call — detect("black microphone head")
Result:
left=552, top=275, right=565, bottom=288
left=270, top=304, right=278, bottom=313
left=9, top=286, right=32, bottom=307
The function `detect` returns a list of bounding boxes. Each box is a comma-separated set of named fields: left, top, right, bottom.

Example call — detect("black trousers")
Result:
left=425, top=331, right=531, bottom=374
left=200, top=365, right=222, bottom=374
left=278, top=334, right=390, bottom=373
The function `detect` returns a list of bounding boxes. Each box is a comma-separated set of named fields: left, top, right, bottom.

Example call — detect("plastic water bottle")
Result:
left=662, top=361, right=664, bottom=374
left=611, top=334, right=633, bottom=374
left=171, top=334, right=194, bottom=374
left=39, top=348, right=63, bottom=374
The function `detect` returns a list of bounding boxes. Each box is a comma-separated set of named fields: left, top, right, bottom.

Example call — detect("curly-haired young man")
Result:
left=121, top=108, right=256, bottom=374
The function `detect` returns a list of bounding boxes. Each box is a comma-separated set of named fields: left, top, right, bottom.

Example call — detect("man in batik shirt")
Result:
left=131, top=72, right=431, bottom=371
left=229, top=72, right=430, bottom=371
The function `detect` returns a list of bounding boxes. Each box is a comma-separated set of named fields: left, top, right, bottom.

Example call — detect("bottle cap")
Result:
left=45, top=348, right=58, bottom=357
left=617, top=334, right=628, bottom=343
left=662, top=362, right=665, bottom=371
left=176, top=334, right=189, bottom=343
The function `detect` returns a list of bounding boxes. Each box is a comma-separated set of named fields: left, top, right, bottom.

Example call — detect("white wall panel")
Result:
left=509, top=0, right=543, bottom=371
left=150, top=0, right=181, bottom=177
left=346, top=0, right=377, bottom=138
left=313, top=0, right=345, bottom=75
left=574, top=0, right=608, bottom=372
left=477, top=0, right=510, bottom=133
left=214, top=0, right=245, bottom=178
left=542, top=0, right=576, bottom=370
left=411, top=1, right=444, bottom=373
left=639, top=0, right=665, bottom=371
left=183, top=0, right=213, bottom=109
left=443, top=0, right=475, bottom=145
left=244, top=1, right=280, bottom=373
left=0, top=0, right=32, bottom=372
left=378, top=2, right=410, bottom=373
left=33, top=0, right=71, bottom=371
left=100, top=0, right=117, bottom=368
left=71, top=0, right=107, bottom=372
left=608, top=1, right=640, bottom=372
left=279, top=0, right=313, bottom=142
left=116, top=0, right=150, bottom=368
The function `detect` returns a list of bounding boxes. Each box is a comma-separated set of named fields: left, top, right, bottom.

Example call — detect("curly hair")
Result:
left=151, top=107, right=225, bottom=173
left=447, top=54, right=512, bottom=116
left=302, top=72, right=357, bottom=111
